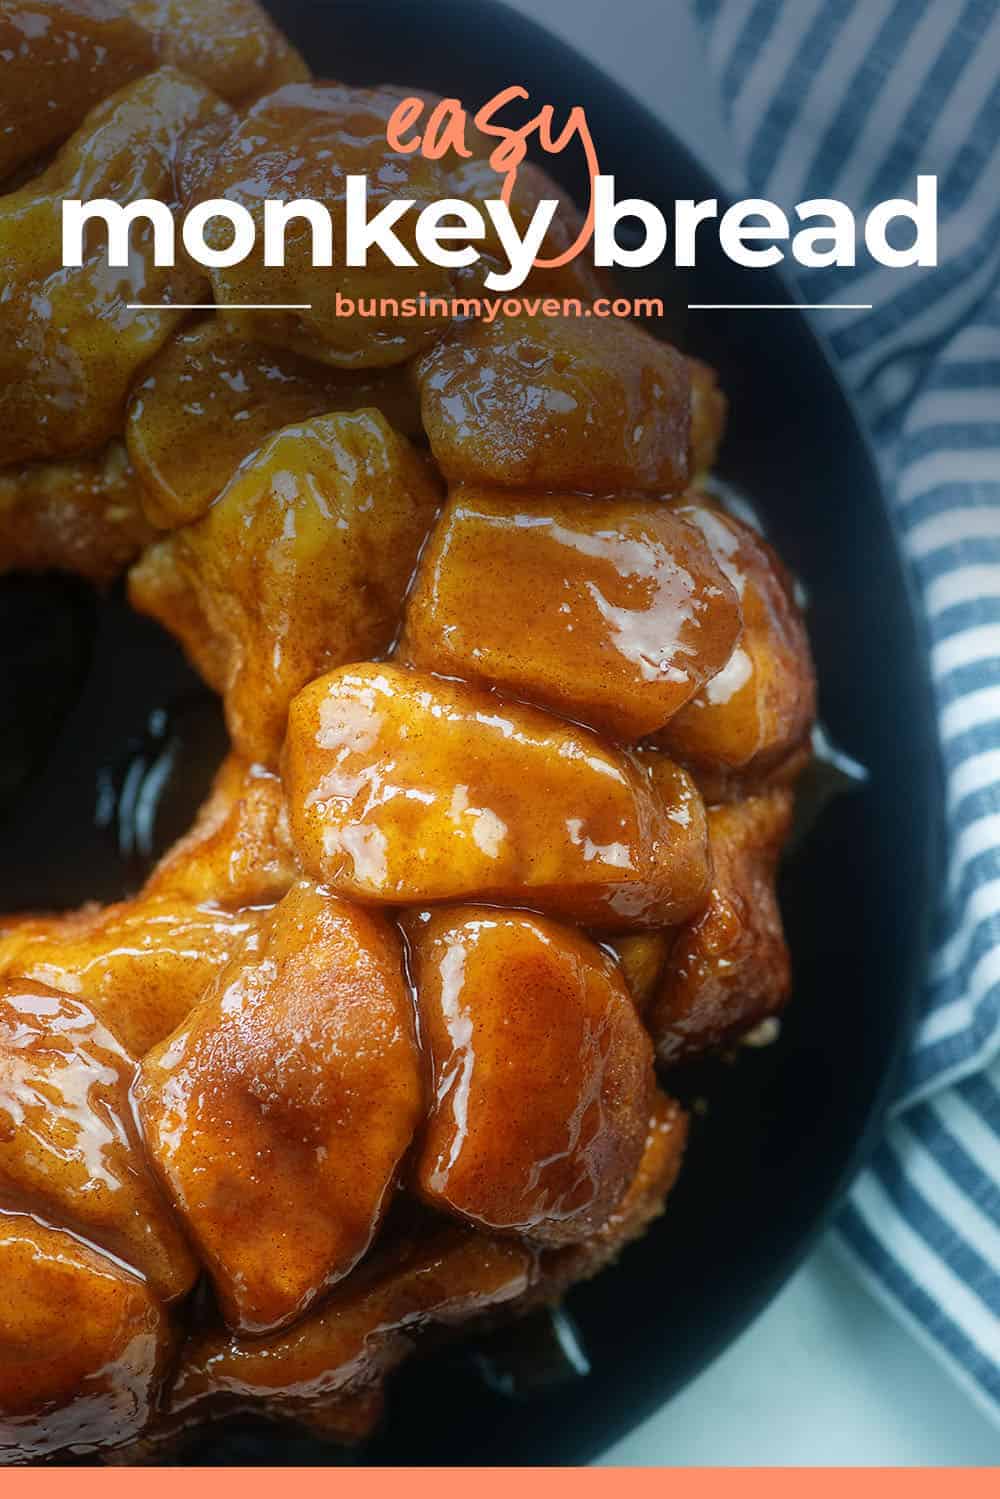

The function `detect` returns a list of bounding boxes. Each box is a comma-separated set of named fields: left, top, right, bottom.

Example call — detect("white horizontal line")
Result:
left=126, top=303, right=313, bottom=311
left=687, top=303, right=873, bottom=310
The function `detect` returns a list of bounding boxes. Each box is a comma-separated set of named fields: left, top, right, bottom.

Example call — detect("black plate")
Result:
left=0, top=0, right=939, bottom=1466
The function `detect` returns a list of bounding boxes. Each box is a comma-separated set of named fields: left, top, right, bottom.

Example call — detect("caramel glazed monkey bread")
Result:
left=0, top=0, right=818, bottom=1465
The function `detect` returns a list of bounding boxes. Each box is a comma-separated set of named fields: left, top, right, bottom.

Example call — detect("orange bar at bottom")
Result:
left=1, top=1468, right=997, bottom=1494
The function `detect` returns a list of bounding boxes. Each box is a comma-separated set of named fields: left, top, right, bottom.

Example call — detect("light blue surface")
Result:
left=602, top=1244, right=999, bottom=1466
left=503, top=0, right=1000, bottom=1463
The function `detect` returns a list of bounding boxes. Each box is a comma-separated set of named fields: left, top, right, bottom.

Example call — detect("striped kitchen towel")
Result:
left=692, top=0, right=1000, bottom=1422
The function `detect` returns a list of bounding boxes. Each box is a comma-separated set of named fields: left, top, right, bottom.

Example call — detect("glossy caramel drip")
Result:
left=282, top=663, right=711, bottom=929
left=0, top=895, right=267, bottom=1057
left=136, top=883, right=423, bottom=1336
left=405, top=906, right=653, bottom=1243
left=0, top=980, right=197, bottom=1300
left=400, top=487, right=742, bottom=740
left=0, top=1213, right=171, bottom=1463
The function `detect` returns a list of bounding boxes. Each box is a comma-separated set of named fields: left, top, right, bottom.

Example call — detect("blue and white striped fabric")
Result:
left=692, top=0, right=1000, bottom=1423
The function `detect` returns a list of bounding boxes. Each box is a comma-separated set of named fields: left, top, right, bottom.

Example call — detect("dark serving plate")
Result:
left=0, top=0, right=939, bottom=1466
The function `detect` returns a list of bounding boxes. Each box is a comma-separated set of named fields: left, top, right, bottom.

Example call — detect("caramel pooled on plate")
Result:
left=162, top=1094, right=690, bottom=1446
left=167, top=1224, right=535, bottom=1443
left=160, top=1090, right=690, bottom=1449
left=282, top=663, right=710, bottom=929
